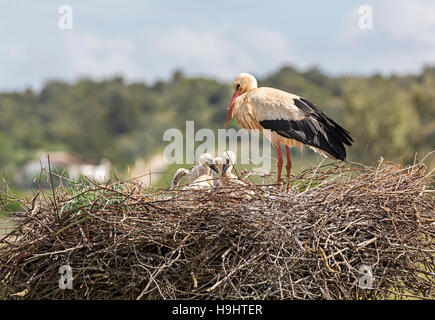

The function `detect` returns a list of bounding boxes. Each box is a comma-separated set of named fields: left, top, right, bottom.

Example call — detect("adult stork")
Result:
left=224, top=73, right=353, bottom=191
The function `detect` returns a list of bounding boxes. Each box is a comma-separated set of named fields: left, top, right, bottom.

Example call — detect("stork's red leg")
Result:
left=276, top=144, right=283, bottom=190
left=285, top=145, right=292, bottom=192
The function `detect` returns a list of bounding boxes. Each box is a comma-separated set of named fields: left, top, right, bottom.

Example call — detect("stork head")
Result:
left=232, top=73, right=258, bottom=94
left=222, top=150, right=236, bottom=176
left=199, top=153, right=213, bottom=165
left=213, top=157, right=223, bottom=171
left=225, top=73, right=258, bottom=127
left=199, top=153, right=220, bottom=174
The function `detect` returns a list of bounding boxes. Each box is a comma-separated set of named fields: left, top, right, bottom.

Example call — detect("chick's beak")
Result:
left=208, top=163, right=219, bottom=174
left=222, top=163, right=228, bottom=176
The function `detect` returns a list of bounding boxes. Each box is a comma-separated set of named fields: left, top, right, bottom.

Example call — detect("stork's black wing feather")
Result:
left=260, top=97, right=353, bottom=161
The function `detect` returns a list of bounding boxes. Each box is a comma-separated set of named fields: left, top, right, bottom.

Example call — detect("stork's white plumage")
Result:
left=216, top=150, right=254, bottom=199
left=221, top=150, right=237, bottom=180
left=170, top=168, right=191, bottom=189
left=171, top=153, right=214, bottom=188
left=225, top=73, right=353, bottom=191
left=190, top=153, right=216, bottom=181
left=170, top=153, right=220, bottom=189
left=183, top=174, right=217, bottom=190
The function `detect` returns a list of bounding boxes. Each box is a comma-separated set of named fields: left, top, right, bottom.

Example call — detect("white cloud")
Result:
left=61, top=33, right=142, bottom=79
left=0, top=23, right=294, bottom=90
left=135, top=24, right=295, bottom=81
left=376, top=0, right=435, bottom=44
left=340, top=0, right=435, bottom=74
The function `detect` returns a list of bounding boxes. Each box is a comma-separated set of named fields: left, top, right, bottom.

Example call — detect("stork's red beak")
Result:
left=224, top=91, right=240, bottom=127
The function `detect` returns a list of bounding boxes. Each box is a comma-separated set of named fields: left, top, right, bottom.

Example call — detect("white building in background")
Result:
left=17, top=151, right=81, bottom=183
left=68, top=159, right=111, bottom=184
left=17, top=151, right=112, bottom=185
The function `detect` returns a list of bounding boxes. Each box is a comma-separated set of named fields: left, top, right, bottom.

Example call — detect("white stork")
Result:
left=221, top=150, right=237, bottom=180
left=170, top=153, right=220, bottom=189
left=224, top=73, right=353, bottom=191
left=217, top=150, right=254, bottom=199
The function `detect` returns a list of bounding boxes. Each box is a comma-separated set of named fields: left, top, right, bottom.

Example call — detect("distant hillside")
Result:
left=0, top=66, right=434, bottom=184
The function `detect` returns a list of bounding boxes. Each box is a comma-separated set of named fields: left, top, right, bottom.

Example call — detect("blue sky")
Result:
left=1, top=0, right=435, bottom=90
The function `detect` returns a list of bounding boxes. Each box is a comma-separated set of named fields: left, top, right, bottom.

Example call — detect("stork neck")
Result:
left=232, top=92, right=248, bottom=115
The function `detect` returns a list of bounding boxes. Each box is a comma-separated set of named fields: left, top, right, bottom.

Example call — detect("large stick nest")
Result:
left=0, top=158, right=434, bottom=299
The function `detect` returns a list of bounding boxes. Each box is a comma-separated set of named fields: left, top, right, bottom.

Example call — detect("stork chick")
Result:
left=170, top=153, right=220, bottom=189
left=216, top=150, right=254, bottom=199
left=221, top=150, right=238, bottom=181
left=170, top=168, right=190, bottom=189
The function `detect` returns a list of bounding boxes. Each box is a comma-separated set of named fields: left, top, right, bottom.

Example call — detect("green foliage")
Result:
left=341, top=76, right=420, bottom=163
left=60, top=179, right=126, bottom=216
